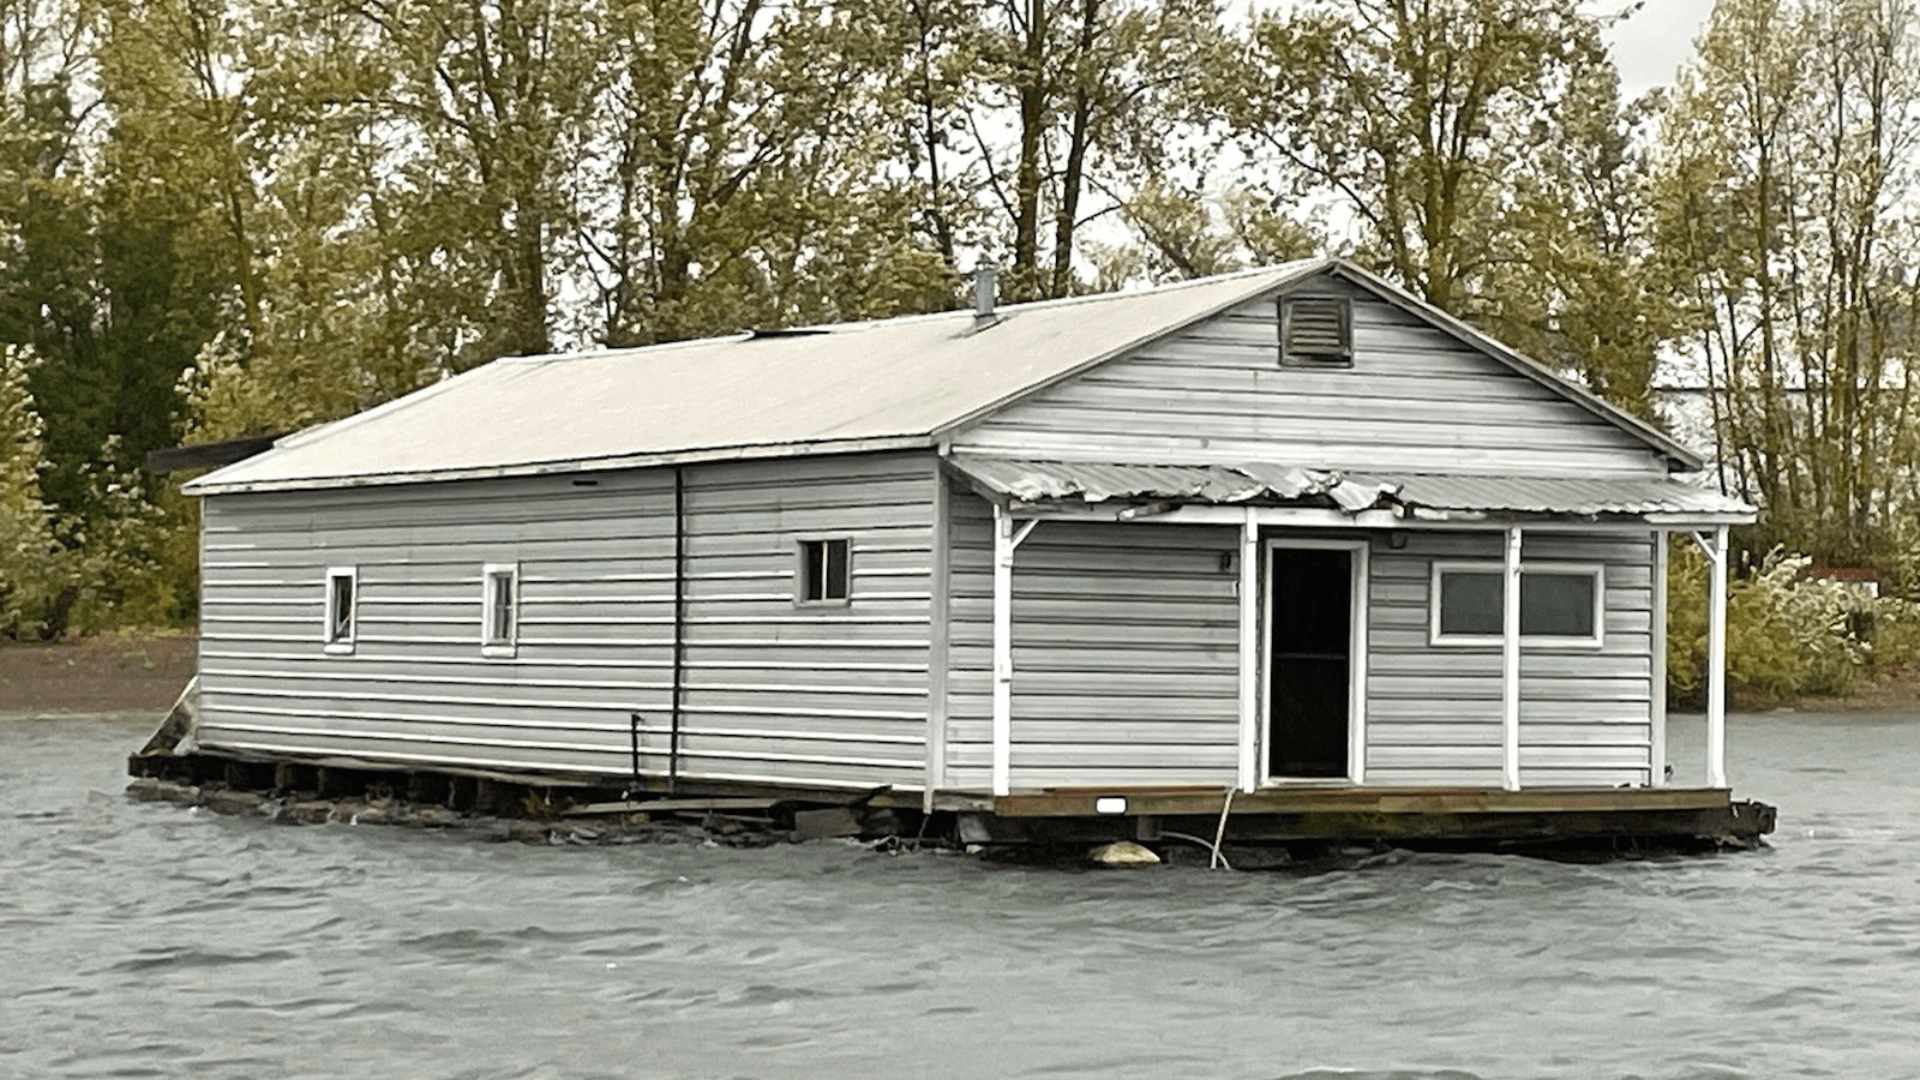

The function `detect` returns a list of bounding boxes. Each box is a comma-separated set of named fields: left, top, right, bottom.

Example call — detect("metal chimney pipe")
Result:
left=972, top=260, right=999, bottom=318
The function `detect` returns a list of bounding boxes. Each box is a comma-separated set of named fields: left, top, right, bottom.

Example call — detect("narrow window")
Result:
left=1280, top=296, right=1353, bottom=366
left=798, top=538, right=851, bottom=604
left=482, top=563, right=518, bottom=655
left=324, top=567, right=357, bottom=654
left=1431, top=563, right=1603, bottom=647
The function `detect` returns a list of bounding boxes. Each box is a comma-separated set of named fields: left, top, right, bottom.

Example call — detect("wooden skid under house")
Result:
left=160, top=257, right=1770, bottom=850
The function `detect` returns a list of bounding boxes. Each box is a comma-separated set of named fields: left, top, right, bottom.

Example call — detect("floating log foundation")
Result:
left=126, top=749, right=917, bottom=846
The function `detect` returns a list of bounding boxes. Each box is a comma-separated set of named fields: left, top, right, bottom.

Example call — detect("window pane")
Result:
left=802, top=541, right=825, bottom=601
left=1438, top=571, right=1502, bottom=636
left=824, top=539, right=849, bottom=600
left=1521, top=572, right=1595, bottom=638
left=328, top=575, right=354, bottom=642
left=488, top=572, right=515, bottom=642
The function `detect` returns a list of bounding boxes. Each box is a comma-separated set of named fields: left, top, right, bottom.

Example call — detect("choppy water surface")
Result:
left=4, top=712, right=1919, bottom=1080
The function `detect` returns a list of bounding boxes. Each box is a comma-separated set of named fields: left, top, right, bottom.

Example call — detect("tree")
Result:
left=0, top=345, right=58, bottom=636
left=1653, top=0, right=1920, bottom=567
left=966, top=0, right=1225, bottom=299
left=1220, top=0, right=1690, bottom=415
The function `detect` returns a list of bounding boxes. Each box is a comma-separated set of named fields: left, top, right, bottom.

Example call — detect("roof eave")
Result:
left=184, top=434, right=935, bottom=496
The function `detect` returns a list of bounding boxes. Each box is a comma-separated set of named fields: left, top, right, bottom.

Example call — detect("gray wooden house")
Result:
left=181, top=258, right=1762, bottom=842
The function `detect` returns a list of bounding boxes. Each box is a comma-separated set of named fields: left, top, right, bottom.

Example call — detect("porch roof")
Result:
left=947, top=457, right=1756, bottom=523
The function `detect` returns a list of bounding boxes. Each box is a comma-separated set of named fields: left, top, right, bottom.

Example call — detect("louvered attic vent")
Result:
left=1280, top=296, right=1353, bottom=366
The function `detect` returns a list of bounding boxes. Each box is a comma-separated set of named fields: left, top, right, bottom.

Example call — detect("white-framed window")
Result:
left=482, top=563, right=519, bottom=657
left=796, top=538, right=851, bottom=605
left=1429, top=561, right=1604, bottom=648
left=324, top=567, right=357, bottom=654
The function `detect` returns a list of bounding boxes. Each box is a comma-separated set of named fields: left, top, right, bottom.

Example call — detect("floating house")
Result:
left=166, top=258, right=1771, bottom=849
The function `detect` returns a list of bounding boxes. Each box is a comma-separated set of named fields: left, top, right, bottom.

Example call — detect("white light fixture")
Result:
left=1094, top=796, right=1127, bottom=815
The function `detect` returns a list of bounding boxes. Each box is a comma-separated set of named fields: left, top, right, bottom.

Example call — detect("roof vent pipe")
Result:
left=972, top=260, right=999, bottom=319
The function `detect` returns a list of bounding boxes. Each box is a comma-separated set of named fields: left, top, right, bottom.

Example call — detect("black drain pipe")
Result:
left=669, top=465, right=686, bottom=796
left=627, top=712, right=642, bottom=797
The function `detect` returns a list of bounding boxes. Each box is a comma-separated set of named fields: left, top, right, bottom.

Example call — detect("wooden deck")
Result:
left=933, top=785, right=1773, bottom=850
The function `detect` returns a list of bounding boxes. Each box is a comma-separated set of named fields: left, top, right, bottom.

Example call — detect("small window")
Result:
left=798, top=538, right=851, bottom=604
left=1280, top=296, right=1352, bottom=366
left=1430, top=562, right=1602, bottom=647
left=324, top=567, right=357, bottom=654
left=482, top=563, right=518, bottom=656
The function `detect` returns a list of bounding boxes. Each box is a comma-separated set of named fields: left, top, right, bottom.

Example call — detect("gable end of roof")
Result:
left=1323, top=262, right=1703, bottom=472
left=935, top=257, right=1701, bottom=473
left=929, top=257, right=1335, bottom=443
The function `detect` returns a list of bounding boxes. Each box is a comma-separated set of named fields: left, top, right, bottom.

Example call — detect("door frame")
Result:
left=1261, top=537, right=1370, bottom=786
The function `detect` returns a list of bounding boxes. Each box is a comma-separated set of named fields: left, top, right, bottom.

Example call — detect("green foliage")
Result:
left=0, top=344, right=59, bottom=637
left=1667, top=540, right=1920, bottom=707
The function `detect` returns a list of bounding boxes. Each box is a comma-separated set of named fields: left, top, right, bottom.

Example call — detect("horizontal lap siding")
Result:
left=675, top=454, right=934, bottom=788
left=198, top=453, right=938, bottom=791
left=944, top=492, right=1239, bottom=789
left=952, top=279, right=1664, bottom=477
left=1365, top=531, right=1657, bottom=788
left=198, top=473, right=677, bottom=778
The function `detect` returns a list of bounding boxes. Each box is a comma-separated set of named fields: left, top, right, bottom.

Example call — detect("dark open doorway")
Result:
left=1267, top=545, right=1353, bottom=779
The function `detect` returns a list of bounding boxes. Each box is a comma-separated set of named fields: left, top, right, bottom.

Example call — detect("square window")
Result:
left=1437, top=569, right=1502, bottom=637
left=1280, top=296, right=1353, bottom=366
left=1520, top=571, right=1598, bottom=638
left=1431, top=562, right=1602, bottom=647
left=482, top=563, right=518, bottom=655
left=324, top=567, right=357, bottom=653
left=798, top=538, right=850, bottom=604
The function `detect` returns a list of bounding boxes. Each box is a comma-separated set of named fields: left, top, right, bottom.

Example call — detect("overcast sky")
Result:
left=1602, top=0, right=1719, bottom=97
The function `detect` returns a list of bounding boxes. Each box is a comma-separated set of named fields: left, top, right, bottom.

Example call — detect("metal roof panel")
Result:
left=186, top=262, right=1324, bottom=493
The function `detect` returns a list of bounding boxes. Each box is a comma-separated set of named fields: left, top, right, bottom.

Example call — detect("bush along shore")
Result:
left=1667, top=543, right=1920, bottom=708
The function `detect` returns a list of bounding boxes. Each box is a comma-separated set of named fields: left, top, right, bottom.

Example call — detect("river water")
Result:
left=3, top=711, right=1917, bottom=1080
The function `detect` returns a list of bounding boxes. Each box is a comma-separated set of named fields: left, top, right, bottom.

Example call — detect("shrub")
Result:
left=0, top=345, right=62, bottom=639
left=1668, top=540, right=1920, bottom=706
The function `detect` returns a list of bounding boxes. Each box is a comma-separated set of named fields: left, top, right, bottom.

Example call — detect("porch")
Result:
left=949, top=457, right=1756, bottom=799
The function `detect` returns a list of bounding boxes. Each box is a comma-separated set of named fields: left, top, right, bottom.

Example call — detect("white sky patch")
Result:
left=1599, top=0, right=1718, bottom=97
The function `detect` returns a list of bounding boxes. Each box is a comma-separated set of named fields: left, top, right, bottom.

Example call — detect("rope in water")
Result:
left=1209, top=785, right=1236, bottom=871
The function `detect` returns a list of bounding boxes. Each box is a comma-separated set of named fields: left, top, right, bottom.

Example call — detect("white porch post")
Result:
left=1706, top=523, right=1729, bottom=789
left=990, top=505, right=1035, bottom=797
left=1237, top=509, right=1260, bottom=793
left=1651, top=529, right=1669, bottom=787
left=1502, top=525, right=1523, bottom=791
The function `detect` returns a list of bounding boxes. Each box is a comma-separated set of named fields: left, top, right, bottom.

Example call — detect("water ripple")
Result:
left=6, top=713, right=1920, bottom=1079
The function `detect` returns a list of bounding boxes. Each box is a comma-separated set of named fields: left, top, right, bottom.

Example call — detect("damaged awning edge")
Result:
left=945, top=457, right=1400, bottom=514
left=943, top=457, right=1759, bottom=526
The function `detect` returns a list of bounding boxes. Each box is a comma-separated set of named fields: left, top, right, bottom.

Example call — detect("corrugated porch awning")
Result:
left=947, top=457, right=1754, bottom=522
